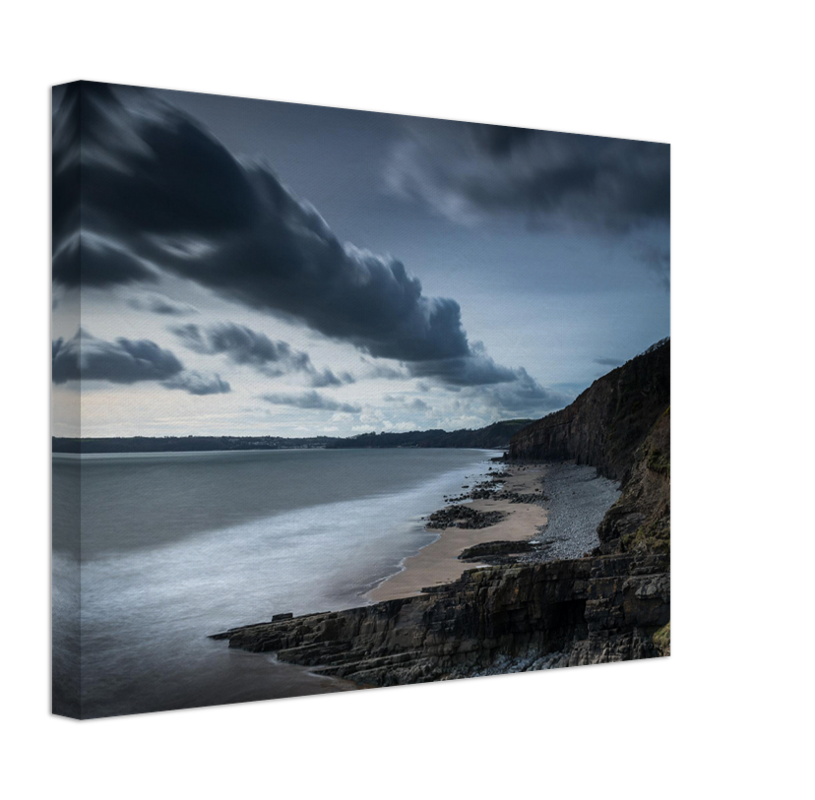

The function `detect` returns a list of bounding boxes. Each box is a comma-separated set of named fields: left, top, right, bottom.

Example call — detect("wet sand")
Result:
left=368, top=465, right=548, bottom=601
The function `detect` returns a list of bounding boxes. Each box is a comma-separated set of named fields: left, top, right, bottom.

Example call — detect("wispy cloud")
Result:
left=162, top=371, right=230, bottom=395
left=127, top=292, right=198, bottom=316
left=261, top=391, right=361, bottom=414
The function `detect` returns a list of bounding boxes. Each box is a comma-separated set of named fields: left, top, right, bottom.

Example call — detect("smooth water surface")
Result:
left=52, top=448, right=496, bottom=718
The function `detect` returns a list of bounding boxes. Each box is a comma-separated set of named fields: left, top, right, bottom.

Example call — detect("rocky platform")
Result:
left=211, top=547, right=669, bottom=683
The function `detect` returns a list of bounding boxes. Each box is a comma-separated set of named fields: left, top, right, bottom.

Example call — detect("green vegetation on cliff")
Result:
left=653, top=622, right=671, bottom=656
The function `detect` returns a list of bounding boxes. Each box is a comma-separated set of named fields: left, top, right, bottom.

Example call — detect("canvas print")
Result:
left=52, top=82, right=670, bottom=719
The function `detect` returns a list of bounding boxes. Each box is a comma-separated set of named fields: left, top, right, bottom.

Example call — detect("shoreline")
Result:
left=367, top=462, right=548, bottom=601
left=367, top=460, right=620, bottom=603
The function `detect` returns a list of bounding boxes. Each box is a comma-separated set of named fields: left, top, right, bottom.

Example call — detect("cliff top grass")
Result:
left=653, top=622, right=671, bottom=656
left=621, top=517, right=670, bottom=555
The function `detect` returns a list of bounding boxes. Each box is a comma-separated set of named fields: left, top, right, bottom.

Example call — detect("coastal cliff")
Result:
left=213, top=340, right=671, bottom=679
left=509, top=338, right=670, bottom=481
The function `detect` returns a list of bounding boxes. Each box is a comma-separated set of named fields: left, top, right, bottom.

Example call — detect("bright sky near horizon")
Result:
left=52, top=82, right=669, bottom=437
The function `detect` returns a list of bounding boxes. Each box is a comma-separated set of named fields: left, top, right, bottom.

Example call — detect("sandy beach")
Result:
left=368, top=461, right=621, bottom=603
left=368, top=464, right=550, bottom=601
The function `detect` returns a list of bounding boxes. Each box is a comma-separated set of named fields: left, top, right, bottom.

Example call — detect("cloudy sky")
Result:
left=52, top=82, right=669, bottom=438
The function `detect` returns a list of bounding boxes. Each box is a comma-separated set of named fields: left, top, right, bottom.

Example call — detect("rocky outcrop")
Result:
left=212, top=546, right=670, bottom=680
left=213, top=559, right=596, bottom=684
left=426, top=505, right=507, bottom=530
left=458, top=540, right=536, bottom=561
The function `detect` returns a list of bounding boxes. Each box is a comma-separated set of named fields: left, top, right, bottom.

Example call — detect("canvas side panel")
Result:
left=51, top=82, right=82, bottom=719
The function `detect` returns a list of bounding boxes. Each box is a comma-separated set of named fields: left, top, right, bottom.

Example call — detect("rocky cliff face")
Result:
left=509, top=339, right=670, bottom=481
left=213, top=341, right=671, bottom=680
left=597, top=406, right=670, bottom=555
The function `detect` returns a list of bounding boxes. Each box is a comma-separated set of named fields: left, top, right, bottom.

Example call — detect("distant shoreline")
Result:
left=51, top=419, right=531, bottom=455
left=51, top=435, right=338, bottom=455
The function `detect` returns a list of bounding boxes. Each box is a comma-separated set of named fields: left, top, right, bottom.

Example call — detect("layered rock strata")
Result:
left=212, top=545, right=669, bottom=681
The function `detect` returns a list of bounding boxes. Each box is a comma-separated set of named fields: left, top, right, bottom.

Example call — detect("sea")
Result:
left=51, top=447, right=498, bottom=719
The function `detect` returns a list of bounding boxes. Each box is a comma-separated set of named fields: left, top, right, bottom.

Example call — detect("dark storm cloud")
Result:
left=52, top=329, right=183, bottom=384
left=52, top=329, right=228, bottom=395
left=408, top=349, right=518, bottom=386
left=52, top=84, right=80, bottom=267
left=261, top=391, right=361, bottom=414
left=594, top=356, right=624, bottom=367
left=471, top=125, right=536, bottom=157
left=51, top=83, right=523, bottom=391
left=52, top=84, right=257, bottom=258
left=387, top=122, right=670, bottom=232
left=52, top=235, right=157, bottom=287
left=404, top=341, right=542, bottom=389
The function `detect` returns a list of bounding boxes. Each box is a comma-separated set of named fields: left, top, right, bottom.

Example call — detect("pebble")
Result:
left=521, top=462, right=620, bottom=562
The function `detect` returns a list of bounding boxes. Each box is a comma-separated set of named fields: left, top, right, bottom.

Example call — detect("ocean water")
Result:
left=52, top=448, right=497, bottom=718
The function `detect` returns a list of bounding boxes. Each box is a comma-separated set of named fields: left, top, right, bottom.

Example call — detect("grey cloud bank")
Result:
left=51, top=83, right=553, bottom=409
left=51, top=82, right=669, bottom=435
left=388, top=122, right=670, bottom=233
